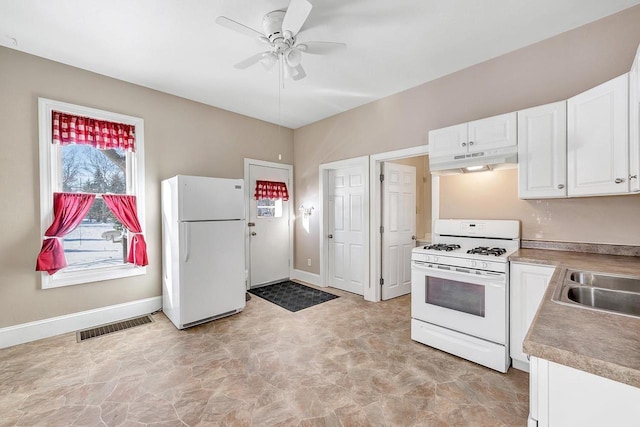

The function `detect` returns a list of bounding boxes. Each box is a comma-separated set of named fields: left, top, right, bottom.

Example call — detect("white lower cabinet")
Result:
left=529, top=356, right=640, bottom=427
left=510, top=262, right=554, bottom=371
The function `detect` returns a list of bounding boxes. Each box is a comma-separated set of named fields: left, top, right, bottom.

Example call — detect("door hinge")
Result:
left=380, top=173, right=384, bottom=182
left=288, top=259, right=291, bottom=267
left=380, top=225, right=384, bottom=234
left=380, top=277, right=384, bottom=286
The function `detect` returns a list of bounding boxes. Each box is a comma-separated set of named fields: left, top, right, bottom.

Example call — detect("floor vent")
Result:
left=76, top=315, right=153, bottom=342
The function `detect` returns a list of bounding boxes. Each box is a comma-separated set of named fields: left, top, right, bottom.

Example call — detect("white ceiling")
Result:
left=1, top=0, right=639, bottom=129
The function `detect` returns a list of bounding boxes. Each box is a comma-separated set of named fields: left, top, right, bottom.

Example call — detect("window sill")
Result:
left=41, top=264, right=146, bottom=289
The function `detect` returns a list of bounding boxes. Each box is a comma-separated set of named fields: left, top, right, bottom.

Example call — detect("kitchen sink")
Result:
left=552, top=270, right=640, bottom=318
left=566, top=286, right=640, bottom=317
left=569, top=272, right=640, bottom=293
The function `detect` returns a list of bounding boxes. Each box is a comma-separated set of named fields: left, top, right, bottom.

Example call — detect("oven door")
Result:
left=411, top=261, right=507, bottom=344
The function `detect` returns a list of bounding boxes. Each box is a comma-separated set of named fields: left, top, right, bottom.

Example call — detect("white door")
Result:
left=567, top=73, right=629, bottom=196
left=248, top=164, right=291, bottom=287
left=381, top=162, right=416, bottom=300
left=328, top=166, right=365, bottom=295
left=468, top=112, right=517, bottom=153
left=517, top=101, right=567, bottom=199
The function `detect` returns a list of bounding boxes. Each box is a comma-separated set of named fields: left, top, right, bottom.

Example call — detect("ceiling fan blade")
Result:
left=282, top=0, right=313, bottom=37
left=234, top=52, right=269, bottom=69
left=216, top=16, right=270, bottom=44
left=292, top=65, right=307, bottom=81
left=297, top=41, right=347, bottom=55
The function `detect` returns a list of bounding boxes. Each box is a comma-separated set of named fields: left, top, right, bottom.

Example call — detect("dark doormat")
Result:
left=248, top=281, right=339, bottom=312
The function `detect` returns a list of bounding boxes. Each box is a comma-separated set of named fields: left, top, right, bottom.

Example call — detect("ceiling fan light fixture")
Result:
left=283, top=62, right=299, bottom=79
left=260, top=52, right=278, bottom=70
left=284, top=47, right=302, bottom=67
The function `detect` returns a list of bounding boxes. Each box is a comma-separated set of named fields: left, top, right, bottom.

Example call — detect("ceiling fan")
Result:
left=216, top=0, right=346, bottom=80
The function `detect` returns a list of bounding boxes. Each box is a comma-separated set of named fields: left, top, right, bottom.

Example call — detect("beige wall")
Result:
left=0, top=47, right=293, bottom=328
left=293, top=5, right=640, bottom=274
left=440, top=169, right=640, bottom=245
left=387, top=156, right=432, bottom=239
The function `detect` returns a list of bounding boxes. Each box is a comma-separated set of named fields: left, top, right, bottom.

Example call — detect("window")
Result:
left=38, top=98, right=145, bottom=288
left=257, top=198, right=283, bottom=218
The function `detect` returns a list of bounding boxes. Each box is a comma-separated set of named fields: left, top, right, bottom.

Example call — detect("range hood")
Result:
left=429, top=145, right=518, bottom=175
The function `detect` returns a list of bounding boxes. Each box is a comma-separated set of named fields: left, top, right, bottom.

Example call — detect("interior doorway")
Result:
left=244, top=159, right=294, bottom=289
left=369, top=146, right=434, bottom=302
left=319, top=156, right=369, bottom=297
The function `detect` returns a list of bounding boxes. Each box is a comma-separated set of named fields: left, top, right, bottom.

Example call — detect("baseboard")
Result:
left=291, top=269, right=321, bottom=286
left=0, top=296, right=162, bottom=349
left=512, top=358, right=531, bottom=373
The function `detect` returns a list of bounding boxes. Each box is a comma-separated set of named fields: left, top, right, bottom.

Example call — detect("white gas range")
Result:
left=411, top=219, right=520, bottom=373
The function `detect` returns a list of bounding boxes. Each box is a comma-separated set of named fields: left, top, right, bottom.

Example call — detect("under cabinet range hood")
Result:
left=429, top=145, right=518, bottom=175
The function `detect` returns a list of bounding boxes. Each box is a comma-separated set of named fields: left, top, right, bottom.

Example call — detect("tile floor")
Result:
left=0, top=285, right=529, bottom=426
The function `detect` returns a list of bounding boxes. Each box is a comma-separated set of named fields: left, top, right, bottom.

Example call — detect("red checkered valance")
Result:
left=52, top=111, right=136, bottom=151
left=254, top=180, right=289, bottom=201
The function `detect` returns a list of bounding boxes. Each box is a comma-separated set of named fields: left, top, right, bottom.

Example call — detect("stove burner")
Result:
left=424, top=244, right=461, bottom=252
left=467, top=247, right=507, bottom=256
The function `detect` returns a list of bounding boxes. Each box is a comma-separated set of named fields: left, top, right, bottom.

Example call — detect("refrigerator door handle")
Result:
left=183, top=222, right=191, bottom=262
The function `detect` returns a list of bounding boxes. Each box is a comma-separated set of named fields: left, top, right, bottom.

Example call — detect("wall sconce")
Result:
left=299, top=204, right=314, bottom=218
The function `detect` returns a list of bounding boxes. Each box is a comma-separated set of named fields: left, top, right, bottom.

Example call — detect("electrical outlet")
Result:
left=307, top=258, right=312, bottom=266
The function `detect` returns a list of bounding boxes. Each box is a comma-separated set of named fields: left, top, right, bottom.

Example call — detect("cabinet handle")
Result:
left=469, top=141, right=474, bottom=146
left=461, top=142, right=467, bottom=147
left=557, top=184, right=565, bottom=189
left=615, top=178, right=625, bottom=184
left=630, top=175, right=638, bottom=181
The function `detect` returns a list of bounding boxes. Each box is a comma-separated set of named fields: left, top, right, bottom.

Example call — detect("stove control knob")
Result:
left=481, top=262, right=488, bottom=268
left=425, top=255, right=431, bottom=262
left=433, top=256, right=439, bottom=262
left=471, top=260, right=477, bottom=267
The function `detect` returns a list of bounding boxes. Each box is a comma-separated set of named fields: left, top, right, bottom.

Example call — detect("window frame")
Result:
left=38, top=98, right=146, bottom=289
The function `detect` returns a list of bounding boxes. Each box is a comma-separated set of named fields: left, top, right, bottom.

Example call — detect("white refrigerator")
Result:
left=161, top=175, right=246, bottom=329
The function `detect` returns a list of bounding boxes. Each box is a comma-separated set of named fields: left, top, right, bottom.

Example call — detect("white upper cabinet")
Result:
left=630, top=45, right=640, bottom=193
left=567, top=73, right=629, bottom=197
left=518, top=101, right=567, bottom=199
left=467, top=112, right=517, bottom=153
left=428, top=123, right=468, bottom=157
left=428, top=112, right=516, bottom=158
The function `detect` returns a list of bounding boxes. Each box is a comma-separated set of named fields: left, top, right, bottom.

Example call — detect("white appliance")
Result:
left=161, top=175, right=246, bottom=329
left=411, top=219, right=520, bottom=372
left=429, top=146, right=517, bottom=174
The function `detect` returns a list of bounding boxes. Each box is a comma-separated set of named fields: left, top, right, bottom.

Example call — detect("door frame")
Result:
left=244, top=158, right=294, bottom=289
left=369, top=145, right=437, bottom=302
left=319, top=156, right=370, bottom=298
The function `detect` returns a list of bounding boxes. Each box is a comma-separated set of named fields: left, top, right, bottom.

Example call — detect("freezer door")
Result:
left=179, top=220, right=246, bottom=326
left=178, top=175, right=244, bottom=221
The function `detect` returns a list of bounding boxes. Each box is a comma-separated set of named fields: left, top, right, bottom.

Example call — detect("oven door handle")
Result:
left=412, top=261, right=505, bottom=287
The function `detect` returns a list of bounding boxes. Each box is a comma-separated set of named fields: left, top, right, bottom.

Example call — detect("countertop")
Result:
left=510, top=249, right=640, bottom=388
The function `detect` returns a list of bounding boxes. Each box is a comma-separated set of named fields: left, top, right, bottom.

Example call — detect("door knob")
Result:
left=251, top=232, right=257, bottom=236
left=411, top=235, right=417, bottom=240
left=557, top=184, right=565, bottom=189
left=615, top=178, right=625, bottom=184
left=328, top=234, right=333, bottom=239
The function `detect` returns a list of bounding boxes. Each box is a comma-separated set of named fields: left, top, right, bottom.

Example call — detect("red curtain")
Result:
left=36, top=193, right=96, bottom=274
left=102, top=195, right=148, bottom=267
left=52, top=111, right=135, bottom=151
left=254, top=180, right=290, bottom=201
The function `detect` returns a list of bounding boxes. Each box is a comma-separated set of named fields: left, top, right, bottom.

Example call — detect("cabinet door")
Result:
left=567, top=74, right=629, bottom=196
left=630, top=45, right=640, bottom=193
left=510, top=263, right=554, bottom=371
left=518, top=102, right=567, bottom=199
left=428, top=123, right=468, bottom=157
left=468, top=112, right=517, bottom=153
